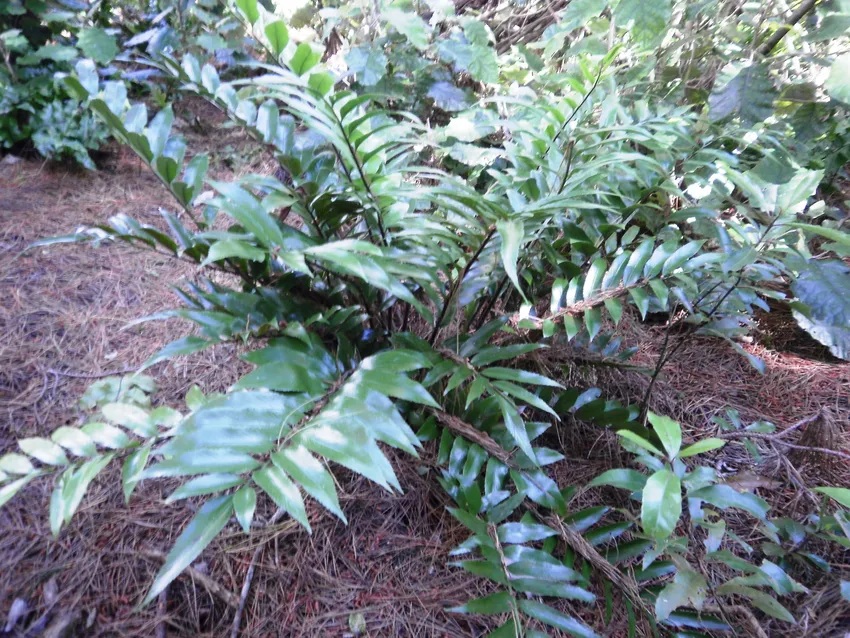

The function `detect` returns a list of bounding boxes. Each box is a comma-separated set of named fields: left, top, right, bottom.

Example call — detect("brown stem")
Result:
left=547, top=515, right=653, bottom=633
left=718, top=413, right=850, bottom=460
left=155, top=587, right=168, bottom=638
left=758, top=0, right=819, bottom=56
left=429, top=226, right=497, bottom=345
left=431, top=409, right=656, bottom=629
left=703, top=604, right=769, bottom=638
left=230, top=508, right=287, bottom=638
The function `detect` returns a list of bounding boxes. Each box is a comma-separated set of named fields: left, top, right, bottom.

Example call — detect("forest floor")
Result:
left=1, top=109, right=849, bottom=637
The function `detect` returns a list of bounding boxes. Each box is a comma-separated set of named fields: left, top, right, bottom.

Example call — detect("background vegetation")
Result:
left=1, top=0, right=850, bottom=636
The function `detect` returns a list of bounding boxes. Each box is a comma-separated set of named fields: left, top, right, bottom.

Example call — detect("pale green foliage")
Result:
left=3, top=0, right=850, bottom=635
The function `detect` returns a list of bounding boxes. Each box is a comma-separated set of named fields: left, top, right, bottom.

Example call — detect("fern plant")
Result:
left=4, top=0, right=850, bottom=635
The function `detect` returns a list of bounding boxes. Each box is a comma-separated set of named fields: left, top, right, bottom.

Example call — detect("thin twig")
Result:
left=547, top=514, right=653, bottom=633
left=640, top=276, right=744, bottom=419
left=429, top=226, right=497, bottom=346
left=718, top=412, right=850, bottom=460
left=546, top=66, right=606, bottom=155
left=758, top=0, right=819, bottom=56
left=155, top=587, right=168, bottom=638
left=431, top=410, right=512, bottom=464
left=703, top=604, right=769, bottom=638
left=716, top=412, right=821, bottom=440
left=230, top=508, right=287, bottom=638
left=139, top=550, right=238, bottom=609
left=46, top=367, right=137, bottom=380
left=728, top=436, right=850, bottom=461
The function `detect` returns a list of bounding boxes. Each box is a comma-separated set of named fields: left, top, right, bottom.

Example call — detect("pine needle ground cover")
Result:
left=2, top=0, right=850, bottom=636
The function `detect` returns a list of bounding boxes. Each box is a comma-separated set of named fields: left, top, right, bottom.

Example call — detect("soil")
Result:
left=1, top=124, right=849, bottom=637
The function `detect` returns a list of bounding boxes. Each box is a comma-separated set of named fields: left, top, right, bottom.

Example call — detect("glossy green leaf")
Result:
left=51, top=427, right=97, bottom=457
left=491, top=380, right=558, bottom=419
left=662, top=241, right=704, bottom=276
left=0, top=453, right=34, bottom=475
left=145, top=450, right=261, bottom=478
left=77, top=28, right=119, bottom=64
left=201, top=240, right=266, bottom=266
left=826, top=53, right=850, bottom=105
left=497, top=521, right=557, bottom=544
left=383, top=8, right=431, bottom=50
left=471, top=343, right=542, bottom=366
left=448, top=591, right=513, bottom=615
left=679, top=438, right=725, bottom=458
left=622, top=239, right=654, bottom=286
left=791, top=260, right=850, bottom=361
left=0, top=475, right=36, bottom=508
left=253, top=464, right=311, bottom=531
left=358, top=369, right=440, bottom=408
left=144, top=106, right=173, bottom=159
left=142, top=494, right=233, bottom=605
left=141, top=336, right=214, bottom=371
left=588, top=468, right=647, bottom=491
left=122, top=444, right=151, bottom=502
left=583, top=258, right=607, bottom=300
left=716, top=583, right=794, bottom=622
left=497, top=219, right=524, bottom=298
left=814, top=487, right=850, bottom=508
left=647, top=412, right=681, bottom=460
left=517, top=599, right=599, bottom=638
left=165, top=473, right=244, bottom=503
left=236, top=0, right=259, bottom=24
left=690, top=485, right=769, bottom=519
left=290, top=42, right=321, bottom=76
left=102, top=402, right=155, bottom=437
left=272, top=445, right=346, bottom=522
left=264, top=21, right=289, bottom=56
left=641, top=469, right=681, bottom=540
left=656, top=568, right=707, bottom=621
left=496, top=396, right=536, bottom=463
left=617, top=429, right=663, bottom=456
left=482, top=367, right=562, bottom=387
left=233, top=485, right=257, bottom=533
left=308, top=72, right=334, bottom=96
left=59, top=455, right=113, bottom=528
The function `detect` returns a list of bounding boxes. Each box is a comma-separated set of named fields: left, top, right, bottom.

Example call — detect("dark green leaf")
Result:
left=517, top=599, right=599, bottom=638
left=448, top=591, right=513, bottom=615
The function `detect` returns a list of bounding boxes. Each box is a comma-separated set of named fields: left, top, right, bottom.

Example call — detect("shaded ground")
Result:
left=1, top=123, right=849, bottom=636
